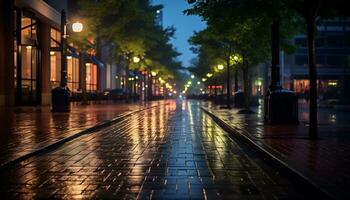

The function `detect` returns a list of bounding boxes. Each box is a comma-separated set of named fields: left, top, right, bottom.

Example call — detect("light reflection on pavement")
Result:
left=0, top=100, right=315, bottom=199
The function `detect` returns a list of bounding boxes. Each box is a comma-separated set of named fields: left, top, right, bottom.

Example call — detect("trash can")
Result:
left=51, top=87, right=71, bottom=112
left=234, top=91, right=245, bottom=108
left=264, top=89, right=298, bottom=124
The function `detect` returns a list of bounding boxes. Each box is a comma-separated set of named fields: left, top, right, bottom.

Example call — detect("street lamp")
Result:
left=206, top=73, right=213, bottom=78
left=52, top=10, right=84, bottom=112
left=233, top=55, right=239, bottom=62
left=133, top=56, right=140, bottom=63
left=191, top=74, right=195, bottom=79
left=217, top=64, right=224, bottom=71
left=202, top=78, right=207, bottom=82
left=72, top=21, right=83, bottom=33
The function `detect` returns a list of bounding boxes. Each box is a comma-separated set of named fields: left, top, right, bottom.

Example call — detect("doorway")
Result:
left=15, top=12, right=41, bottom=105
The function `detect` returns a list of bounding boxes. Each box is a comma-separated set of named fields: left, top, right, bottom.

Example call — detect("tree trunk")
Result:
left=215, top=77, right=218, bottom=104
left=125, top=58, right=130, bottom=102
left=242, top=58, right=250, bottom=110
left=226, top=57, right=231, bottom=108
left=148, top=72, right=153, bottom=101
left=305, top=0, right=320, bottom=139
left=307, top=17, right=318, bottom=139
left=234, top=69, right=238, bottom=92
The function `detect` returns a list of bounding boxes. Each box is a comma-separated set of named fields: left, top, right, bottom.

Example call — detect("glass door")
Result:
left=15, top=13, right=41, bottom=105
left=20, top=45, right=39, bottom=104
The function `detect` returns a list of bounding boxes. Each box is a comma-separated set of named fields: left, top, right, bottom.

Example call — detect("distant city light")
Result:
left=151, top=71, right=157, bottom=76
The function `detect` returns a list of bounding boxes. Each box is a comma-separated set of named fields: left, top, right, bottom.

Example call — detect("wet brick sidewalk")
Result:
left=201, top=100, right=350, bottom=199
left=0, top=101, right=165, bottom=166
left=0, top=100, right=317, bottom=199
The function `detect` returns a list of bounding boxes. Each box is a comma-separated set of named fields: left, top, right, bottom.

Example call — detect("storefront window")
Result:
left=86, top=63, right=98, bottom=91
left=21, top=17, right=37, bottom=44
left=50, top=51, right=61, bottom=88
left=67, top=56, right=80, bottom=91
left=17, top=14, right=39, bottom=104
left=293, top=80, right=310, bottom=93
left=50, top=28, right=61, bottom=88
left=50, top=28, right=61, bottom=47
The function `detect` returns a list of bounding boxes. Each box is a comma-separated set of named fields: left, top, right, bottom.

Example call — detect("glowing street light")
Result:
left=133, top=56, right=140, bottom=63
left=151, top=71, right=157, bottom=77
left=217, top=64, right=224, bottom=71
left=206, top=73, right=213, bottom=78
left=72, top=21, right=83, bottom=33
left=197, top=81, right=201, bottom=85
left=191, top=74, right=195, bottom=79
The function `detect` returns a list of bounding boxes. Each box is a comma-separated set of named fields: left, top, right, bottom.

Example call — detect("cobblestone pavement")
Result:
left=0, top=101, right=164, bottom=166
left=0, top=100, right=317, bottom=199
left=201, top=100, right=350, bottom=199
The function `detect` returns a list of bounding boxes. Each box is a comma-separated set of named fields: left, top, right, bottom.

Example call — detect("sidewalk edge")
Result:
left=200, top=106, right=333, bottom=200
left=0, top=104, right=164, bottom=170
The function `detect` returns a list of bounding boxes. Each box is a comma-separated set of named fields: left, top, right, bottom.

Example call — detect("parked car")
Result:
left=104, top=88, right=130, bottom=100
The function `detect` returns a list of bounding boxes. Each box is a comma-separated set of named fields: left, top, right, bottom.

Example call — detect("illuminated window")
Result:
left=67, top=57, right=80, bottom=92
left=50, top=28, right=61, bottom=47
left=86, top=63, right=98, bottom=91
left=21, top=17, right=37, bottom=44
left=50, top=28, right=61, bottom=88
left=50, top=51, right=61, bottom=88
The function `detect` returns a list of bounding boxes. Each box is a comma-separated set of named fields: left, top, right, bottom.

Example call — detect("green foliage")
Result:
left=72, top=0, right=182, bottom=82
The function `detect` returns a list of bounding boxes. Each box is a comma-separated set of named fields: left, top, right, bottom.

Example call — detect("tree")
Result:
left=187, top=2, right=273, bottom=110
left=76, top=0, right=182, bottom=99
left=279, top=0, right=349, bottom=138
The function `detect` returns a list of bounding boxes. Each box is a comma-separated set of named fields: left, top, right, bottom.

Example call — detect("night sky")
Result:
left=152, top=0, right=206, bottom=68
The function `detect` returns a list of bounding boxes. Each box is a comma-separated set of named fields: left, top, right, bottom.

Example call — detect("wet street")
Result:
left=0, top=100, right=316, bottom=199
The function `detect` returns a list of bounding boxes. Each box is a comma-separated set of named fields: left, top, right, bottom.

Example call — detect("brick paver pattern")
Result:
left=0, top=101, right=309, bottom=199
left=202, top=100, right=350, bottom=199
left=0, top=101, right=163, bottom=166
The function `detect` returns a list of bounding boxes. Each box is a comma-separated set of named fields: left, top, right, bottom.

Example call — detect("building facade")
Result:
left=282, top=18, right=350, bottom=99
left=0, top=0, right=64, bottom=106
left=0, top=0, right=124, bottom=107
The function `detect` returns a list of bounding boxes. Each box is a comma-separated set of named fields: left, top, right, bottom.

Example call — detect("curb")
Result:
left=0, top=104, right=163, bottom=170
left=200, top=106, right=333, bottom=200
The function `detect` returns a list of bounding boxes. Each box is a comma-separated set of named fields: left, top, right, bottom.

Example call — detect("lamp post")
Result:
left=216, top=64, right=224, bottom=104
left=132, top=56, right=140, bottom=101
left=51, top=10, right=83, bottom=112
left=233, top=56, right=239, bottom=92
left=264, top=21, right=298, bottom=124
left=149, top=71, right=157, bottom=100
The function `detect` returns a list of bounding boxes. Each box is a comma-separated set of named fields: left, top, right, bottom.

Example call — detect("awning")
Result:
left=129, top=71, right=145, bottom=81
left=67, top=46, right=79, bottom=58
left=86, top=56, right=105, bottom=68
